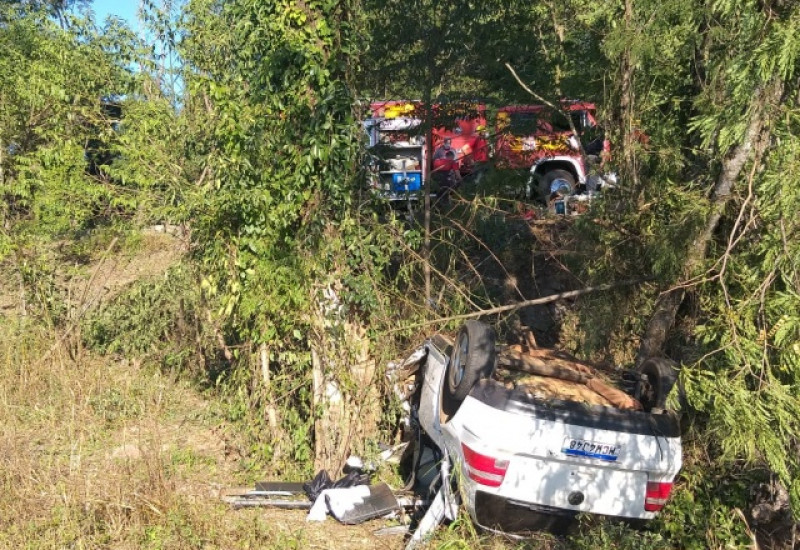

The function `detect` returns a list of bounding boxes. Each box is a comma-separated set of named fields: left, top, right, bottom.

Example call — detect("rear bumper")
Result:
left=471, top=491, right=649, bottom=535
left=473, top=491, right=577, bottom=534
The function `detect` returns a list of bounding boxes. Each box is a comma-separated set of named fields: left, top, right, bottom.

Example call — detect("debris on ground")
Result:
left=307, top=483, right=401, bottom=524
left=303, top=469, right=372, bottom=502
left=223, top=472, right=428, bottom=527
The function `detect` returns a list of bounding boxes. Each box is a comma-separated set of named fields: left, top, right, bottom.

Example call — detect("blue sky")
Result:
left=91, top=0, right=140, bottom=30
left=89, top=1, right=185, bottom=100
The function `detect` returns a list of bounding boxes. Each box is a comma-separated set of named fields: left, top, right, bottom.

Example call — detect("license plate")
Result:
left=562, top=438, right=621, bottom=461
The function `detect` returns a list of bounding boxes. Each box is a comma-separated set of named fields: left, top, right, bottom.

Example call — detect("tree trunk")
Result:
left=423, top=107, right=432, bottom=307
left=311, top=342, right=342, bottom=472
left=636, top=78, right=784, bottom=363
left=422, top=54, right=437, bottom=308
left=547, top=0, right=565, bottom=87
left=311, top=284, right=378, bottom=474
left=259, top=343, right=278, bottom=431
left=619, top=0, right=639, bottom=191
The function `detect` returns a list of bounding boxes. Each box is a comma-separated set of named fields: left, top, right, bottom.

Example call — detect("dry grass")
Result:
left=0, top=316, right=421, bottom=548
left=0, top=317, right=254, bottom=548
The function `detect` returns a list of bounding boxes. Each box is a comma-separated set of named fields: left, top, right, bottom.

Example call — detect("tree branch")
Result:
left=391, top=278, right=650, bottom=332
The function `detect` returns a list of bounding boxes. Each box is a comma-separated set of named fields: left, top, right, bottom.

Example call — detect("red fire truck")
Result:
left=364, top=100, right=491, bottom=204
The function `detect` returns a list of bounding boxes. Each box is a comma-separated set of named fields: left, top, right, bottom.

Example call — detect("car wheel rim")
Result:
left=453, top=333, right=468, bottom=386
left=550, top=178, right=572, bottom=195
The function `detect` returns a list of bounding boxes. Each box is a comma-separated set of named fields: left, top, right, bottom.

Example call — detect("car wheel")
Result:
left=445, top=321, right=497, bottom=405
left=636, top=357, right=678, bottom=411
left=538, top=169, right=576, bottom=200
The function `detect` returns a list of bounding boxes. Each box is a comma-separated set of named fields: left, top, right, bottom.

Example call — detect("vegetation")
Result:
left=1, top=0, right=798, bottom=548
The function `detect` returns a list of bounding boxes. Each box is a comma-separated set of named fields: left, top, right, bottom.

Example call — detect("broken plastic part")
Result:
left=405, top=486, right=448, bottom=550
left=344, top=455, right=364, bottom=472
left=330, top=483, right=400, bottom=524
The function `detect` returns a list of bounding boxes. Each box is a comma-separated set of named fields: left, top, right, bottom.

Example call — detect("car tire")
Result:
left=445, top=321, right=497, bottom=405
left=538, top=169, right=576, bottom=200
left=636, top=357, right=678, bottom=411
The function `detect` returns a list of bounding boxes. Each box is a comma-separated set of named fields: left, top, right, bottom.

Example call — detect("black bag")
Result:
left=302, top=469, right=371, bottom=502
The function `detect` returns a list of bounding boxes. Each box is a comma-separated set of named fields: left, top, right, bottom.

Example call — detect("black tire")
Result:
left=636, top=357, right=678, bottom=411
left=538, top=169, right=576, bottom=200
left=445, top=321, right=497, bottom=404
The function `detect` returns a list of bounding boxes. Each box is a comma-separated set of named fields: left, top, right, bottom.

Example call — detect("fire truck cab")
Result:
left=495, top=101, right=607, bottom=200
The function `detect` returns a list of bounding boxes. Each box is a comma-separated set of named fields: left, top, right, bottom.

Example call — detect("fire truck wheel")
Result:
left=538, top=169, right=576, bottom=200
left=445, top=321, right=497, bottom=406
left=636, top=357, right=678, bottom=411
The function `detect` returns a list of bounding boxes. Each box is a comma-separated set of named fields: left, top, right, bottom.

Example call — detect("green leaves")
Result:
left=677, top=101, right=800, bottom=509
left=0, top=9, right=139, bottom=249
left=559, top=0, right=800, bottom=522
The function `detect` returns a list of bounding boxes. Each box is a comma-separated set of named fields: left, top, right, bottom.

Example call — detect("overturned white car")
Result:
left=405, top=321, right=682, bottom=543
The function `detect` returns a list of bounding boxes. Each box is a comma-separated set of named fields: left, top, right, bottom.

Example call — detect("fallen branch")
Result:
left=498, top=350, right=590, bottom=383
left=390, top=278, right=650, bottom=332
left=521, top=347, right=619, bottom=375
left=503, top=346, right=609, bottom=375
left=498, top=348, right=642, bottom=410
left=586, top=378, right=642, bottom=411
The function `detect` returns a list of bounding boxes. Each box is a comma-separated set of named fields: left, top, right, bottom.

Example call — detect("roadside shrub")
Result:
left=82, top=262, right=219, bottom=383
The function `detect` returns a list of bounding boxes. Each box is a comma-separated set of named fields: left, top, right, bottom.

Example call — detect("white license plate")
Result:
left=562, top=438, right=621, bottom=461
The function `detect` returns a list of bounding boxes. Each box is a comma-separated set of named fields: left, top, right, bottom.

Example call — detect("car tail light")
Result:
left=644, top=481, right=673, bottom=512
left=461, top=443, right=509, bottom=487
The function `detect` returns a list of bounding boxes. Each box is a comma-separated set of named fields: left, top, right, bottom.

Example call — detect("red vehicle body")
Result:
left=431, top=101, right=490, bottom=176
left=495, top=101, right=599, bottom=170
left=364, top=100, right=490, bottom=203
left=495, top=101, right=607, bottom=198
